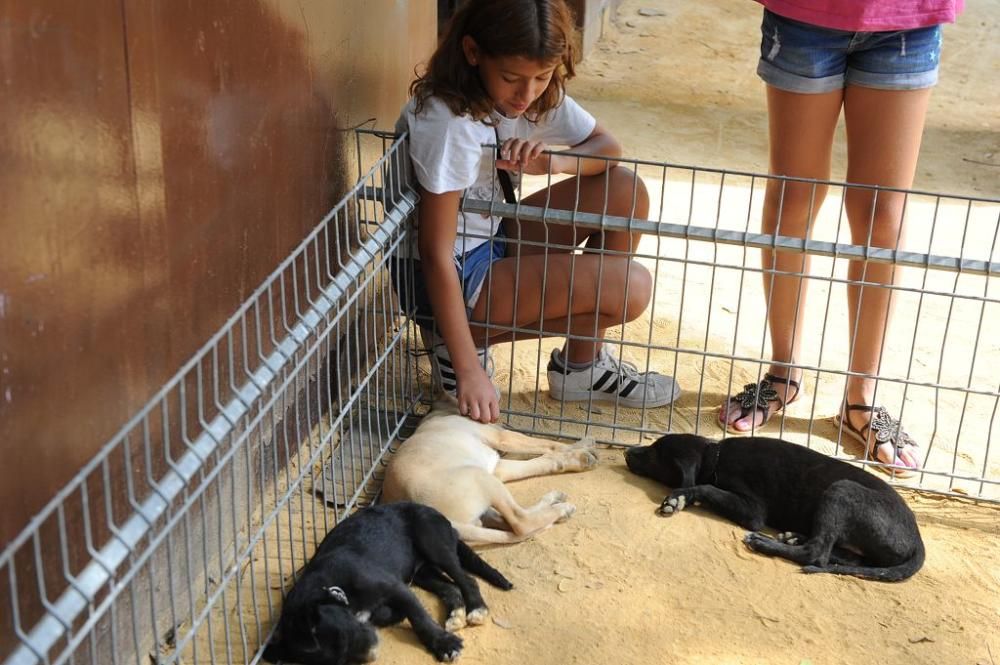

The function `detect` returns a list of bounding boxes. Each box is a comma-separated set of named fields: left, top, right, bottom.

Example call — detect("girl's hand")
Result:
left=498, top=138, right=564, bottom=176
left=455, top=365, right=499, bottom=424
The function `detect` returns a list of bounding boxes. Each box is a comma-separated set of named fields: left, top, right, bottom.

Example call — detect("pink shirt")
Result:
left=757, top=0, right=964, bottom=31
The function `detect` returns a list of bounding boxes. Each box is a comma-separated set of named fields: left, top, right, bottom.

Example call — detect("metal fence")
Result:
left=1, top=132, right=421, bottom=665
left=443, top=139, right=1000, bottom=504
left=2, top=128, right=998, bottom=665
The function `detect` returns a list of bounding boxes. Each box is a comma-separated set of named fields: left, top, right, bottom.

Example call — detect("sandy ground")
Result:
left=186, top=3, right=1000, bottom=664
left=375, top=2, right=1000, bottom=665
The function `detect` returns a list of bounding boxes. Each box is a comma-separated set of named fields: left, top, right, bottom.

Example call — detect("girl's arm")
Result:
left=500, top=122, right=622, bottom=177
left=417, top=189, right=500, bottom=424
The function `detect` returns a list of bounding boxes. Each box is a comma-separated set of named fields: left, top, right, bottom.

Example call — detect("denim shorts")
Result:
left=757, top=9, right=942, bottom=93
left=391, top=233, right=507, bottom=327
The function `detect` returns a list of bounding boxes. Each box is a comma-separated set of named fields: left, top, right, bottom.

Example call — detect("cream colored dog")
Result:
left=381, top=399, right=599, bottom=545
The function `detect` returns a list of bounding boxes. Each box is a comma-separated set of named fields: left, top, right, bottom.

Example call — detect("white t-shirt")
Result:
left=394, top=93, right=596, bottom=258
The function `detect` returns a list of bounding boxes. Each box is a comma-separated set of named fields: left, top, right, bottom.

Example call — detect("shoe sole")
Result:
left=832, top=413, right=917, bottom=479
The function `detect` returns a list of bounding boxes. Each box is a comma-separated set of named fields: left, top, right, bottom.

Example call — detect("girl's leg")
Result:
left=840, top=85, right=931, bottom=468
left=469, top=166, right=678, bottom=406
left=481, top=165, right=650, bottom=363
left=468, top=252, right=650, bottom=344
left=722, top=85, right=844, bottom=431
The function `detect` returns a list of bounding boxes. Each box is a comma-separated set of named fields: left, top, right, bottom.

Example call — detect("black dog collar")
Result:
left=699, top=443, right=722, bottom=485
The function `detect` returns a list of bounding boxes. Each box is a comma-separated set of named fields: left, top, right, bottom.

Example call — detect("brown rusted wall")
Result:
left=0, top=0, right=436, bottom=546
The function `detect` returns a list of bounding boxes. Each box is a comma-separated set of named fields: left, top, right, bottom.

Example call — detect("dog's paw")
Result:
left=743, top=531, right=774, bottom=551
left=466, top=606, right=488, bottom=626
left=555, top=502, right=577, bottom=523
left=445, top=607, right=467, bottom=632
left=541, top=490, right=569, bottom=505
left=777, top=531, right=804, bottom=546
left=656, top=493, right=688, bottom=517
left=570, top=435, right=597, bottom=450
left=571, top=448, right=600, bottom=470
left=432, top=631, right=463, bottom=662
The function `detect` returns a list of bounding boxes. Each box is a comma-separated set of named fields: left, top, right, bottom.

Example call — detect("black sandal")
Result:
left=721, top=373, right=801, bottom=434
left=833, top=404, right=920, bottom=479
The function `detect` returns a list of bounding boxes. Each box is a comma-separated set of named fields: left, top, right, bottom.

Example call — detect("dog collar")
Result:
left=700, top=443, right=721, bottom=485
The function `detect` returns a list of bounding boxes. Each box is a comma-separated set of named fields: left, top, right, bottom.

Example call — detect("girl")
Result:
left=394, top=0, right=679, bottom=424
left=718, top=0, right=964, bottom=477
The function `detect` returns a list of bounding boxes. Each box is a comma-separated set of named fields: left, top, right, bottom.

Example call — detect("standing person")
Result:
left=718, top=0, right=964, bottom=476
left=394, top=0, right=680, bottom=424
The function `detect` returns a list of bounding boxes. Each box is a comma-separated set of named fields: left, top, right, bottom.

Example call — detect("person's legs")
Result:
left=840, top=84, right=931, bottom=469
left=721, top=85, right=843, bottom=431
left=490, top=165, right=649, bottom=362
left=470, top=166, right=679, bottom=406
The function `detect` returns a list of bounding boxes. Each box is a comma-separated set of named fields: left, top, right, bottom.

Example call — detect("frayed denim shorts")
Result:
left=391, top=232, right=506, bottom=327
left=756, top=9, right=942, bottom=93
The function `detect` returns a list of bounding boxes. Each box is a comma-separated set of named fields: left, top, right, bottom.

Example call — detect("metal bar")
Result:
left=460, top=199, right=1000, bottom=277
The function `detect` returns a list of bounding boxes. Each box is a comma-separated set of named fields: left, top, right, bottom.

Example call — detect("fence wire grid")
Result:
left=2, top=128, right=998, bottom=665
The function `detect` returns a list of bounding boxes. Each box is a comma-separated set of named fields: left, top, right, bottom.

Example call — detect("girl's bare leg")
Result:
left=840, top=85, right=930, bottom=468
left=721, top=85, right=843, bottom=431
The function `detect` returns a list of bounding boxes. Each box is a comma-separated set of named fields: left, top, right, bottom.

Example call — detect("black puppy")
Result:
left=262, top=502, right=512, bottom=664
left=625, top=433, right=924, bottom=581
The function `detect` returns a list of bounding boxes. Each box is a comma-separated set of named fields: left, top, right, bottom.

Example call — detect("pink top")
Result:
left=757, top=0, right=964, bottom=31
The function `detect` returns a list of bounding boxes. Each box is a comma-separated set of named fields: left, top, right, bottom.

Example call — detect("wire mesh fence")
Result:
left=450, top=144, right=1000, bottom=503
left=2, top=128, right=998, bottom=665
left=1, top=132, right=421, bottom=665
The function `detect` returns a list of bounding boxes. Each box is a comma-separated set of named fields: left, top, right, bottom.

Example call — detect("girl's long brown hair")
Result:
left=411, top=0, right=578, bottom=123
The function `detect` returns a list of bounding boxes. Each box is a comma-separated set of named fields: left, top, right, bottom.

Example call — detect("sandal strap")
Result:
left=763, top=373, right=801, bottom=404
left=843, top=403, right=918, bottom=454
left=731, top=377, right=779, bottom=419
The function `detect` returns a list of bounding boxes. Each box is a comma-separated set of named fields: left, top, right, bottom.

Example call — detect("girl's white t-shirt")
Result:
left=395, top=94, right=596, bottom=259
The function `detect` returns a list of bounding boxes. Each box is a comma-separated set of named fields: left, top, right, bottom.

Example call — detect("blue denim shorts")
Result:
left=757, top=9, right=942, bottom=93
left=391, top=233, right=506, bottom=326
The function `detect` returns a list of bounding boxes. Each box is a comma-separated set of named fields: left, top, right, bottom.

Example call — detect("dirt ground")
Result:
left=377, top=2, right=1000, bottom=664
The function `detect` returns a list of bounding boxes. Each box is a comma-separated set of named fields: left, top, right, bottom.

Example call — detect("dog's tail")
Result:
left=802, top=539, right=925, bottom=582
left=457, top=540, right=513, bottom=590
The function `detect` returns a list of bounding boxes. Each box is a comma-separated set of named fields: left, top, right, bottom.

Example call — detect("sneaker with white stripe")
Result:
left=547, top=346, right=680, bottom=408
left=419, top=328, right=495, bottom=397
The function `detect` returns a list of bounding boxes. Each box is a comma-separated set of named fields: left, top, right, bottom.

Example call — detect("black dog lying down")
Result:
left=263, top=502, right=512, bottom=664
left=625, top=434, right=924, bottom=581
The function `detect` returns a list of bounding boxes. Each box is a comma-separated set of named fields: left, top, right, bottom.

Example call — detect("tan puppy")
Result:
left=382, top=399, right=599, bottom=545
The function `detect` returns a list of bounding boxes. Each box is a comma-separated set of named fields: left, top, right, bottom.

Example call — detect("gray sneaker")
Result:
left=419, top=327, right=495, bottom=397
left=547, top=346, right=680, bottom=408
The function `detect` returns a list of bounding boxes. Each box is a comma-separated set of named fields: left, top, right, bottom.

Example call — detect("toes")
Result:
left=777, top=532, right=801, bottom=546
left=876, top=442, right=920, bottom=470
left=573, top=449, right=600, bottom=469
left=718, top=403, right=740, bottom=425
left=433, top=632, right=463, bottom=662
left=466, top=607, right=488, bottom=625
left=542, top=490, right=568, bottom=504
left=445, top=608, right=467, bottom=632
left=555, top=502, right=576, bottom=523
left=743, top=531, right=770, bottom=549
left=733, top=414, right=761, bottom=432
left=657, top=494, right=686, bottom=516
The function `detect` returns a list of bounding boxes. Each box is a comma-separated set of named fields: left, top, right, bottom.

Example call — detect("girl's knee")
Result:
left=623, top=261, right=652, bottom=320
left=607, top=166, right=650, bottom=218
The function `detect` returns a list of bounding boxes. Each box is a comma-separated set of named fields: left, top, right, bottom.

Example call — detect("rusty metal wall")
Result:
left=0, top=0, right=436, bottom=546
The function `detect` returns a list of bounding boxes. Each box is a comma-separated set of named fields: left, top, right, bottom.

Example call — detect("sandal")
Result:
left=833, top=404, right=921, bottom=479
left=720, top=373, right=801, bottom=435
